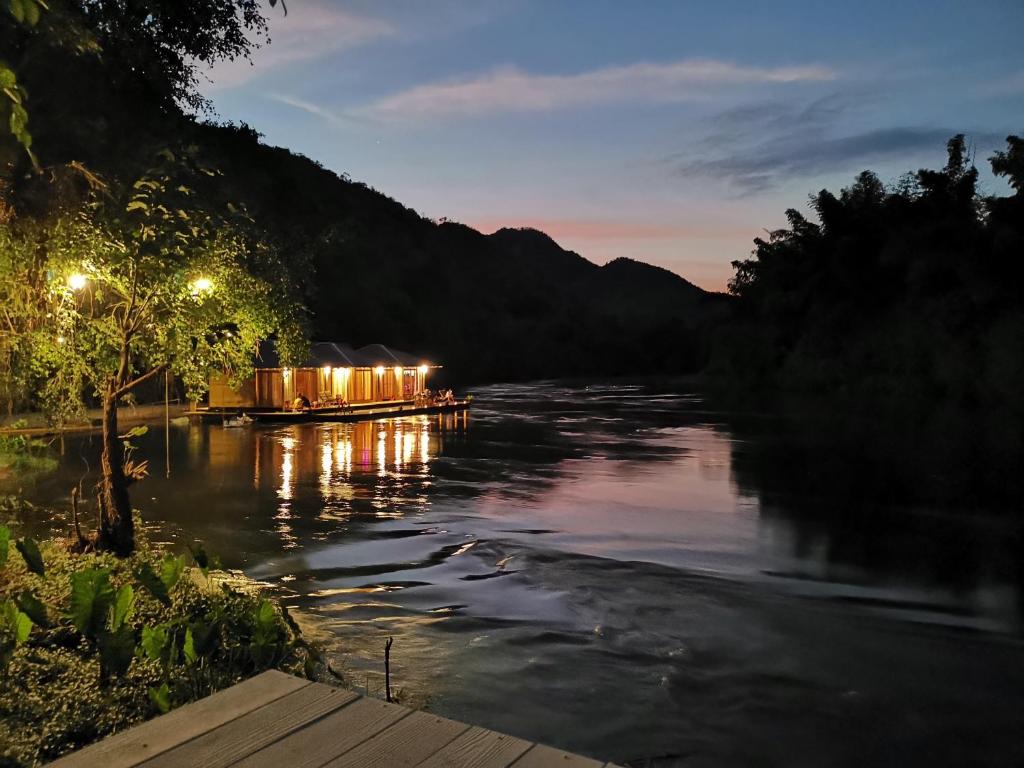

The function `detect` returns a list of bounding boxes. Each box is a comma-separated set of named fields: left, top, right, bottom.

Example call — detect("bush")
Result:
left=0, top=423, right=57, bottom=478
left=0, top=510, right=321, bottom=767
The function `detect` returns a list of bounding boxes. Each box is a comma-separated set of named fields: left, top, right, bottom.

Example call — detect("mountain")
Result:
left=193, top=123, right=730, bottom=384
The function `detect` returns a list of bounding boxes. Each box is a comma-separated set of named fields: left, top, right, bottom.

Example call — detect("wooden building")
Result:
left=208, top=341, right=438, bottom=409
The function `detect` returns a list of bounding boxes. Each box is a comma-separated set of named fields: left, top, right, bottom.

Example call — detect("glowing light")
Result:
left=68, top=273, right=87, bottom=291
left=282, top=368, right=291, bottom=378
left=417, top=364, right=429, bottom=375
left=374, top=365, right=385, bottom=376
left=322, top=365, right=332, bottom=375
left=190, top=277, right=213, bottom=295
left=394, top=366, right=403, bottom=376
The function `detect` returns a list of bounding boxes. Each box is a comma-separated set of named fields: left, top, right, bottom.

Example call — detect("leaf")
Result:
left=126, top=200, right=149, bottom=213
left=190, top=619, right=218, bottom=657
left=121, top=425, right=148, bottom=439
left=8, top=0, right=25, bottom=24
left=109, top=584, right=135, bottom=630
left=134, top=562, right=171, bottom=607
left=15, top=591, right=49, bottom=627
left=254, top=600, right=277, bottom=633
left=15, top=538, right=44, bottom=575
left=182, top=626, right=196, bottom=665
left=0, top=524, right=9, bottom=567
left=23, top=0, right=37, bottom=24
left=188, top=543, right=216, bottom=574
left=160, top=554, right=184, bottom=591
left=14, top=609, right=31, bottom=643
left=1, top=600, right=31, bottom=644
left=98, top=627, right=135, bottom=679
left=148, top=683, right=171, bottom=714
left=68, top=568, right=114, bottom=639
left=140, top=624, right=169, bottom=663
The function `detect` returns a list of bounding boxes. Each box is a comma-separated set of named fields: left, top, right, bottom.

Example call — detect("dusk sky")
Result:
left=203, top=0, right=1023, bottom=291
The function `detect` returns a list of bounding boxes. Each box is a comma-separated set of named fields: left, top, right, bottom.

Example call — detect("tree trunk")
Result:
left=96, top=387, right=134, bottom=555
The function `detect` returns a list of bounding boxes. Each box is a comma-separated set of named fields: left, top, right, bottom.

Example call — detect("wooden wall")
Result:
left=208, top=375, right=256, bottom=408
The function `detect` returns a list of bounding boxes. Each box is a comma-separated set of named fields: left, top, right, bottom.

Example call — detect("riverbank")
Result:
left=0, top=505, right=320, bottom=767
left=0, top=404, right=190, bottom=437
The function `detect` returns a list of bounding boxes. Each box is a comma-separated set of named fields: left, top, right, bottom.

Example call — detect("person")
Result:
left=293, top=393, right=311, bottom=411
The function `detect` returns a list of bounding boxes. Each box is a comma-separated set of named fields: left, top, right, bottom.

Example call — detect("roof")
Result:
left=255, top=341, right=436, bottom=369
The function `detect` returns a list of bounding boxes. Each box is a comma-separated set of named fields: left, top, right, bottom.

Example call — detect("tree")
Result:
left=25, top=151, right=305, bottom=554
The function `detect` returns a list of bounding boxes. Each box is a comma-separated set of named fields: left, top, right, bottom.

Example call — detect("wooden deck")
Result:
left=48, top=671, right=618, bottom=768
left=191, top=399, right=471, bottom=425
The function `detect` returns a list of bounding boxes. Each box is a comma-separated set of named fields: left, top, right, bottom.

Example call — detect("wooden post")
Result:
left=165, top=369, right=171, bottom=478
left=384, top=637, right=394, bottom=702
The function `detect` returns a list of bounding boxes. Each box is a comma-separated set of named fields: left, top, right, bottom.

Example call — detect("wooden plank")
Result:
left=140, top=682, right=357, bottom=768
left=322, top=709, right=470, bottom=768
left=415, top=725, right=534, bottom=768
left=510, top=744, right=606, bottom=768
left=48, top=670, right=309, bottom=768
left=234, top=695, right=411, bottom=768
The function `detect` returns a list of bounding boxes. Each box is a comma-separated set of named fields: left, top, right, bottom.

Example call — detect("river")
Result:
left=7, top=380, right=1024, bottom=767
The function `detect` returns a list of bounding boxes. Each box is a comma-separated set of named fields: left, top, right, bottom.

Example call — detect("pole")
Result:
left=164, top=369, right=171, bottom=478
left=384, top=636, right=394, bottom=702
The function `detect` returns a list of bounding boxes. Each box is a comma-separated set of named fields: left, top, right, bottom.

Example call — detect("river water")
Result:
left=7, top=381, right=1024, bottom=767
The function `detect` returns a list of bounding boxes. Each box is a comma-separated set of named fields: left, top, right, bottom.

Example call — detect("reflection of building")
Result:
left=208, top=341, right=439, bottom=409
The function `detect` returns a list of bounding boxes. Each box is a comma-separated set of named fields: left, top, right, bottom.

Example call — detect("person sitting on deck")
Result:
left=292, top=393, right=311, bottom=411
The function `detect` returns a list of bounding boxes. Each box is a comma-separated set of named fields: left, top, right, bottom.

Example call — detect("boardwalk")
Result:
left=49, top=671, right=619, bottom=768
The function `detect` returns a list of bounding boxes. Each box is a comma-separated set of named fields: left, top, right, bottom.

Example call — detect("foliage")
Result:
left=0, top=512, right=323, bottom=767
left=0, top=0, right=47, bottom=164
left=20, top=150, right=306, bottom=419
left=713, top=134, right=1024, bottom=412
left=0, top=423, right=57, bottom=476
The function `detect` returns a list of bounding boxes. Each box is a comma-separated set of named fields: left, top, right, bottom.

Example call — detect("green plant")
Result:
left=0, top=514, right=323, bottom=767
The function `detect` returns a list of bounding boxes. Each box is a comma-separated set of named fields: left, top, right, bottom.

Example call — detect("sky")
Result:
left=202, top=0, right=1024, bottom=291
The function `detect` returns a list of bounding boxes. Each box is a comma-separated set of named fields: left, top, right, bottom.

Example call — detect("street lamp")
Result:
left=190, top=277, right=213, bottom=295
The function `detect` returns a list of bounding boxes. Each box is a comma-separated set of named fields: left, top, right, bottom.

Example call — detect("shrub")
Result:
left=0, top=513, right=321, bottom=767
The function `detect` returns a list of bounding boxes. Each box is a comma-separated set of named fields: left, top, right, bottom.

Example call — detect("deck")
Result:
left=48, top=670, right=618, bottom=768
left=191, top=399, right=471, bottom=425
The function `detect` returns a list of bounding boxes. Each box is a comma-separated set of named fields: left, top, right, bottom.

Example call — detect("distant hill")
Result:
left=190, top=123, right=730, bottom=383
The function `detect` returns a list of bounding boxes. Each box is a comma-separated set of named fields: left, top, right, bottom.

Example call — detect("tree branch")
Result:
left=115, top=363, right=168, bottom=398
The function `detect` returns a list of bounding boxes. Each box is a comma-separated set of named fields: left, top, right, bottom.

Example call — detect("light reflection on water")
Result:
left=8, top=383, right=1024, bottom=767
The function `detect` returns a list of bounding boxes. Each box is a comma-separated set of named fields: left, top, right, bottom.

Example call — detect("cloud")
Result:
left=981, top=70, right=1024, bottom=97
left=676, top=96, right=1004, bottom=194
left=363, top=59, right=837, bottom=119
left=267, top=93, right=367, bottom=126
left=205, top=3, right=395, bottom=89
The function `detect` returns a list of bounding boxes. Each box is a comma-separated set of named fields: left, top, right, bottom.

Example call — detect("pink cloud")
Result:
left=365, top=59, right=837, bottom=119
left=204, top=2, right=395, bottom=90
left=468, top=216, right=755, bottom=242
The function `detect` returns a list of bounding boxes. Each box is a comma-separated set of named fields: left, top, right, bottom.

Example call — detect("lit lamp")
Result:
left=394, top=366, right=403, bottom=376
left=417, top=364, right=429, bottom=375
left=374, top=366, right=385, bottom=376
left=190, top=277, right=213, bottom=295
left=68, top=273, right=87, bottom=291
